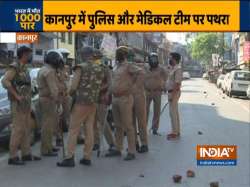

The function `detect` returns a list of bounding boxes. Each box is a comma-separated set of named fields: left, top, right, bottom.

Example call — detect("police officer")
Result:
left=166, top=52, right=182, bottom=140
left=128, top=49, right=148, bottom=153
left=2, top=46, right=41, bottom=165
left=55, top=51, right=71, bottom=146
left=144, top=53, right=167, bottom=135
left=38, top=50, right=61, bottom=156
left=105, top=46, right=142, bottom=161
left=92, top=49, right=115, bottom=151
left=57, top=46, right=105, bottom=167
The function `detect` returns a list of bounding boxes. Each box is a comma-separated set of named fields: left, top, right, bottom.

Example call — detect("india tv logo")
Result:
left=196, top=145, right=237, bottom=166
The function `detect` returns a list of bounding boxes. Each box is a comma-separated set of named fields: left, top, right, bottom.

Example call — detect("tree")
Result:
left=189, top=33, right=222, bottom=68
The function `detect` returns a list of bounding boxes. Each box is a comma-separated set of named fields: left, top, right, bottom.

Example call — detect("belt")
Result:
left=113, top=91, right=130, bottom=98
left=168, top=90, right=173, bottom=93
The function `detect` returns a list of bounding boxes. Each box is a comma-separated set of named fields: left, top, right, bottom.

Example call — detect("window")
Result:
left=61, top=33, right=66, bottom=43
left=35, top=49, right=43, bottom=56
left=234, top=72, right=250, bottom=81
left=68, top=33, right=72, bottom=44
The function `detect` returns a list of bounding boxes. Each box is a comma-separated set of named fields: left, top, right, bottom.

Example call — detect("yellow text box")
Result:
left=43, top=1, right=239, bottom=31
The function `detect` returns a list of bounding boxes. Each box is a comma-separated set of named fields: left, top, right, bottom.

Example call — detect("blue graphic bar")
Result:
left=240, top=0, right=250, bottom=31
left=197, top=160, right=237, bottom=166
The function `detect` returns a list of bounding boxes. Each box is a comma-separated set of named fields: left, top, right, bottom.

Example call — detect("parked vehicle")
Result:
left=29, top=68, right=40, bottom=94
left=202, top=73, right=208, bottom=80
left=216, top=74, right=225, bottom=89
left=183, top=72, right=191, bottom=80
left=221, top=73, right=230, bottom=93
left=246, top=85, right=250, bottom=99
left=223, top=70, right=250, bottom=97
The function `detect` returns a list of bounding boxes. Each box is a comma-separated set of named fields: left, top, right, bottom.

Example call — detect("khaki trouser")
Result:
left=67, top=103, right=96, bottom=160
left=146, top=91, right=161, bottom=130
left=9, top=101, right=31, bottom=158
left=40, top=97, right=57, bottom=154
left=94, top=104, right=114, bottom=146
left=112, top=95, right=135, bottom=154
left=133, top=92, right=148, bottom=146
left=168, top=91, right=181, bottom=134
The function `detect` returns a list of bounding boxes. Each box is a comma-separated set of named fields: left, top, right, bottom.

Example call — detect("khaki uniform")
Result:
left=94, top=64, right=114, bottom=146
left=144, top=65, right=167, bottom=131
left=37, top=64, right=59, bottom=154
left=111, top=62, right=142, bottom=154
left=56, top=68, right=71, bottom=136
left=1, top=62, right=32, bottom=158
left=166, top=65, right=182, bottom=134
left=132, top=63, right=148, bottom=146
left=66, top=62, right=104, bottom=160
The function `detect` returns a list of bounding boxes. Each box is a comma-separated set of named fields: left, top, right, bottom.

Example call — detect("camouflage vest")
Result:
left=75, top=62, right=105, bottom=105
left=8, top=62, right=31, bottom=109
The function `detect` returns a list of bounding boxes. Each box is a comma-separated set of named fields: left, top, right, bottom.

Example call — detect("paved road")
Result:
left=0, top=78, right=249, bottom=187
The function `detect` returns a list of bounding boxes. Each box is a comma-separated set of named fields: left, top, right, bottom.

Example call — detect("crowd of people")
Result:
left=1, top=45, right=182, bottom=167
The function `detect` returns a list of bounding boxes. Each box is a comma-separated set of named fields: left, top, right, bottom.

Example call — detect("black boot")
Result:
left=138, top=145, right=149, bottom=153
left=77, top=138, right=85, bottom=145
left=56, top=139, right=63, bottom=147
left=108, top=144, right=115, bottom=152
left=79, top=158, right=91, bottom=166
left=92, top=144, right=100, bottom=151
left=136, top=143, right=140, bottom=152
left=105, top=149, right=122, bottom=157
left=8, top=157, right=25, bottom=166
left=124, top=153, right=135, bottom=161
left=22, top=154, right=41, bottom=161
left=57, top=157, right=75, bottom=167
left=152, top=129, right=160, bottom=136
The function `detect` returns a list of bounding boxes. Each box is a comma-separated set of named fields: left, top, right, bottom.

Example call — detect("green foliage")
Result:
left=189, top=33, right=222, bottom=66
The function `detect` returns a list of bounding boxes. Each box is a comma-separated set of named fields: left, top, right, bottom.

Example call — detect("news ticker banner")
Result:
left=0, top=1, right=249, bottom=32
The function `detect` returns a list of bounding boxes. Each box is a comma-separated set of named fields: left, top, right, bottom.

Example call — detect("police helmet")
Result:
left=148, top=52, right=159, bottom=68
left=44, top=50, right=64, bottom=68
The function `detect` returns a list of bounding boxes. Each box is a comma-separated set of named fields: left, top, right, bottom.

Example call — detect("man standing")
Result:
left=57, top=46, right=105, bottom=167
left=166, top=52, right=182, bottom=140
left=92, top=49, right=115, bottom=151
left=38, top=50, right=61, bottom=156
left=55, top=55, right=71, bottom=146
left=105, top=46, right=142, bottom=161
left=2, top=46, right=41, bottom=165
left=144, top=53, right=167, bottom=135
left=131, top=56, right=148, bottom=153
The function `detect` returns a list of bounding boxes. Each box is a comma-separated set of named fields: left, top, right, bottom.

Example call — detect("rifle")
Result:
left=57, top=104, right=66, bottom=158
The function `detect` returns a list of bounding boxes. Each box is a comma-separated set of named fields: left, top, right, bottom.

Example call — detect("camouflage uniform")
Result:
left=1, top=62, right=32, bottom=159
left=37, top=64, right=59, bottom=155
left=66, top=61, right=105, bottom=161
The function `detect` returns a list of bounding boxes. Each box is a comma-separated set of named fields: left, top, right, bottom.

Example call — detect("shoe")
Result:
left=57, top=157, right=75, bottom=167
left=138, top=145, right=149, bottom=153
left=52, top=147, right=60, bottom=152
left=105, top=149, right=122, bottom=157
left=167, top=133, right=180, bottom=140
left=42, top=152, right=58, bottom=157
left=152, top=129, right=158, bottom=135
left=77, top=138, right=85, bottom=145
left=79, top=158, right=91, bottom=166
left=56, top=139, right=63, bottom=147
left=92, top=144, right=100, bottom=151
left=108, top=144, right=115, bottom=152
left=124, top=153, right=135, bottom=161
left=22, top=154, right=41, bottom=161
left=8, top=157, right=25, bottom=166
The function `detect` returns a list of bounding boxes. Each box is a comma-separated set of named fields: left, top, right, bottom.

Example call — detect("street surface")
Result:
left=0, top=78, right=249, bottom=187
